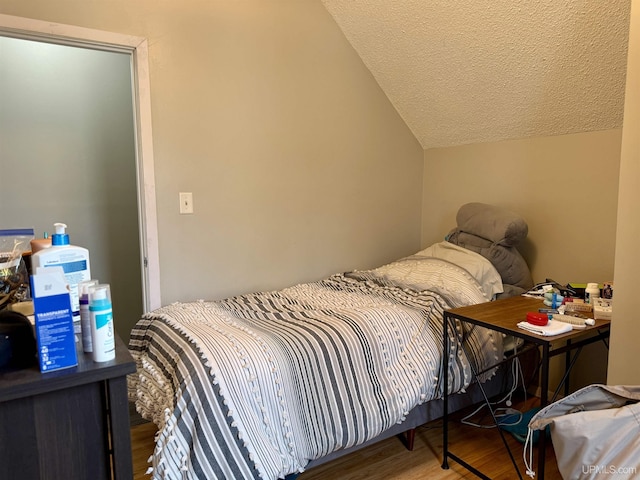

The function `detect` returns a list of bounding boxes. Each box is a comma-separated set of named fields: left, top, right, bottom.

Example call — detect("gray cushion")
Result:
left=446, top=230, right=533, bottom=290
left=445, top=203, right=533, bottom=291
left=455, top=202, right=528, bottom=247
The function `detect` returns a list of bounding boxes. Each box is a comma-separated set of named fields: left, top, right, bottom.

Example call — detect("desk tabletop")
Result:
left=445, top=295, right=611, bottom=344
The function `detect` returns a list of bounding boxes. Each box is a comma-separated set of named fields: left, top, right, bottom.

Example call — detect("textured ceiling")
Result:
left=321, top=0, right=632, bottom=149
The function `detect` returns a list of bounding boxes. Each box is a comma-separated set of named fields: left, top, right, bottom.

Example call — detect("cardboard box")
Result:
left=593, top=297, right=613, bottom=321
left=30, top=267, right=78, bottom=372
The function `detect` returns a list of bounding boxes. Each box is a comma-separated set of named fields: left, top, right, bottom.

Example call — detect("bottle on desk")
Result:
left=31, top=223, right=91, bottom=335
left=78, top=279, right=99, bottom=353
left=89, top=284, right=115, bottom=362
left=585, top=283, right=600, bottom=305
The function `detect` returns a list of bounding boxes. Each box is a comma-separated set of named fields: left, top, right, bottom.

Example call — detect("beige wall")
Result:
left=0, top=1, right=424, bottom=309
left=608, top=0, right=640, bottom=385
left=422, top=130, right=622, bottom=389
left=422, top=130, right=621, bottom=285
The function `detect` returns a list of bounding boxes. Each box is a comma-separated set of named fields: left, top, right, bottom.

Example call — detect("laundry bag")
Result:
left=527, top=384, right=640, bottom=480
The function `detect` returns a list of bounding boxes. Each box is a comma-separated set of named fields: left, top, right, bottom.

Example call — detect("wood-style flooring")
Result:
left=131, top=396, right=562, bottom=480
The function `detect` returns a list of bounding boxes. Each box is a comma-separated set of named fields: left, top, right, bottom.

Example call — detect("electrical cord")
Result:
left=460, top=352, right=527, bottom=428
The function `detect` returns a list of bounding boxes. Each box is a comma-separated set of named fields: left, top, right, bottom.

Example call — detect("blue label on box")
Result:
left=31, top=274, right=78, bottom=372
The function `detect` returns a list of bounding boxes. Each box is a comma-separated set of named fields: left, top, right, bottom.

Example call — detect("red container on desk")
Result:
left=526, top=311, right=549, bottom=326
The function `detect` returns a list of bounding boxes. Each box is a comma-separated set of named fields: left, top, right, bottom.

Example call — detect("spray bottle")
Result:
left=78, top=279, right=99, bottom=353
left=89, top=284, right=115, bottom=362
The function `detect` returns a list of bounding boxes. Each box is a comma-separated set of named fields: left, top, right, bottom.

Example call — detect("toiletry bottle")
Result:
left=585, top=283, right=600, bottom=305
left=30, top=223, right=91, bottom=336
left=89, top=284, right=115, bottom=362
left=78, top=279, right=99, bottom=353
left=30, top=232, right=51, bottom=253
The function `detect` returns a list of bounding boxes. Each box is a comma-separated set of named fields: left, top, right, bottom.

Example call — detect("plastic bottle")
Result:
left=89, top=284, right=115, bottom=362
left=30, top=223, right=91, bottom=335
left=78, top=279, right=99, bottom=353
left=585, top=283, right=600, bottom=304
left=30, top=232, right=51, bottom=253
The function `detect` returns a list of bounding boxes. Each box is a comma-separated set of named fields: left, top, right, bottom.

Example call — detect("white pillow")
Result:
left=414, top=241, right=504, bottom=299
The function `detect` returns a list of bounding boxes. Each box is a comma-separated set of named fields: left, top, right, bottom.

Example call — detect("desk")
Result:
left=441, top=296, right=611, bottom=480
left=0, top=333, right=136, bottom=480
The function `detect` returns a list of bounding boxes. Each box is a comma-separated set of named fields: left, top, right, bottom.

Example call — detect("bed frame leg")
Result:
left=397, top=428, right=416, bottom=451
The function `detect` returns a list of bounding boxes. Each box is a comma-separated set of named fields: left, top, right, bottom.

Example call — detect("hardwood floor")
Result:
left=131, top=396, right=562, bottom=480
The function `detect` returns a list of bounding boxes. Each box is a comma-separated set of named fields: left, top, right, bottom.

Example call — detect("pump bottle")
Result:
left=89, top=284, right=115, bottom=362
left=31, top=223, right=91, bottom=335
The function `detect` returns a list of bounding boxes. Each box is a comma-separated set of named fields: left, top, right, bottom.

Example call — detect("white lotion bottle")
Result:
left=585, top=283, right=600, bottom=304
left=31, top=223, right=91, bottom=336
left=89, top=284, right=115, bottom=362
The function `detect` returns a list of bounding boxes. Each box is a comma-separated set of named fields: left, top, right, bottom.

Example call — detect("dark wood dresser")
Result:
left=0, top=333, right=135, bottom=480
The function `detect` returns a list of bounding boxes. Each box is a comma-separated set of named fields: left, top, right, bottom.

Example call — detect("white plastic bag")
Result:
left=527, top=384, right=640, bottom=480
left=0, top=229, right=34, bottom=309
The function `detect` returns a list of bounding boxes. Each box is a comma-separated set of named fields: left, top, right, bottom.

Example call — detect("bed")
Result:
left=128, top=203, right=533, bottom=480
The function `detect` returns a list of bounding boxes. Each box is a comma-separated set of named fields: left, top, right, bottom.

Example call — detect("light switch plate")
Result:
left=179, top=192, right=193, bottom=214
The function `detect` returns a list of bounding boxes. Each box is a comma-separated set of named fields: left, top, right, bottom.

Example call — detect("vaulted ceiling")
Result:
left=321, top=1, right=632, bottom=149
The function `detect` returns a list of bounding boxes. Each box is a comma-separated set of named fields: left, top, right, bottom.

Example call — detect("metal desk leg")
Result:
left=537, top=343, right=550, bottom=480
left=565, top=339, right=572, bottom=398
left=442, top=315, right=523, bottom=479
left=442, top=313, right=450, bottom=469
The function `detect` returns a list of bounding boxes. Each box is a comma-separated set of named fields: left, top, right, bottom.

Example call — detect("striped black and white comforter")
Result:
left=128, top=244, right=504, bottom=480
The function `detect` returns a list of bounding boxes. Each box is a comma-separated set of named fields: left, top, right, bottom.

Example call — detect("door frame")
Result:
left=0, top=13, right=161, bottom=312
